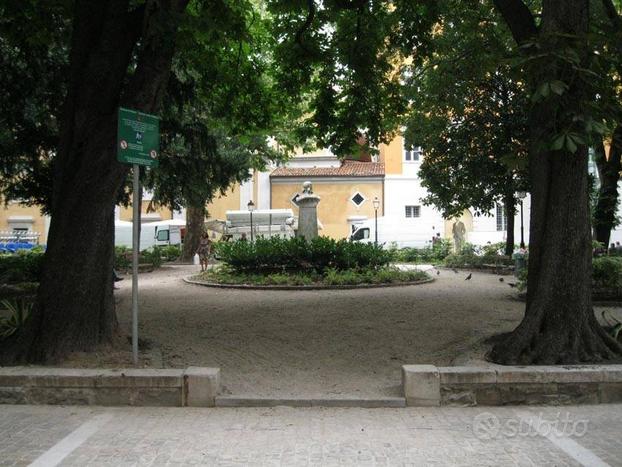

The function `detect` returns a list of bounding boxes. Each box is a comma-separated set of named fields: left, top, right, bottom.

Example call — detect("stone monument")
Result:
left=452, top=219, right=466, bottom=253
left=296, top=181, right=320, bottom=241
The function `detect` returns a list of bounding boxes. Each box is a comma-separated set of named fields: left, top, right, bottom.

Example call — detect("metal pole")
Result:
left=374, top=208, right=378, bottom=245
left=520, top=200, right=525, bottom=249
left=132, top=164, right=140, bottom=366
left=250, top=212, right=254, bottom=242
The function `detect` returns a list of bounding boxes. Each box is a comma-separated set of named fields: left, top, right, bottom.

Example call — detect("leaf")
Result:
left=551, top=134, right=566, bottom=151
left=565, top=136, right=578, bottom=153
left=549, top=80, right=568, bottom=96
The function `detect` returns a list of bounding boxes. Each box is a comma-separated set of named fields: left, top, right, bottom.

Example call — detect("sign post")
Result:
left=117, top=107, right=160, bottom=366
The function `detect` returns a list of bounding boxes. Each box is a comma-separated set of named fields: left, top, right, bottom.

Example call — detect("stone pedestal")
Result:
left=296, top=181, right=320, bottom=241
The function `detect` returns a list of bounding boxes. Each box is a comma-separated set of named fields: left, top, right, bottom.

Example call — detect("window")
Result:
left=351, top=227, right=370, bottom=240
left=404, top=146, right=422, bottom=162
left=351, top=192, right=365, bottom=206
left=405, top=205, right=421, bottom=218
left=496, top=203, right=507, bottom=231
left=156, top=229, right=170, bottom=242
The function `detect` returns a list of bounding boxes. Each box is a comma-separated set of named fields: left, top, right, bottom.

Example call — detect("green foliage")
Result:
left=0, top=251, right=44, bottom=284
left=405, top=1, right=528, bottom=220
left=140, top=248, right=163, bottom=269
left=443, top=243, right=513, bottom=269
left=395, top=239, right=452, bottom=264
left=593, top=257, right=622, bottom=289
left=215, top=236, right=392, bottom=273
left=0, top=298, right=33, bottom=339
left=114, top=246, right=132, bottom=270
left=158, top=245, right=182, bottom=262
left=200, top=265, right=428, bottom=286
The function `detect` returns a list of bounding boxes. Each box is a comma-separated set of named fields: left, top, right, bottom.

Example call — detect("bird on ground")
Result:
left=452, top=269, right=458, bottom=274
left=436, top=270, right=440, bottom=276
left=465, top=273, right=472, bottom=281
left=499, top=277, right=504, bottom=282
left=508, top=282, right=517, bottom=288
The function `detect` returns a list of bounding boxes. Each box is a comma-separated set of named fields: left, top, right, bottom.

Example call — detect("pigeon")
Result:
left=499, top=277, right=504, bottom=282
left=508, top=282, right=517, bottom=288
left=436, top=270, right=440, bottom=276
left=452, top=269, right=458, bottom=274
left=465, top=273, right=472, bottom=281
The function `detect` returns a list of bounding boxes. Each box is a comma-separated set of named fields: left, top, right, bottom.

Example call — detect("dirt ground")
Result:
left=65, top=265, right=622, bottom=399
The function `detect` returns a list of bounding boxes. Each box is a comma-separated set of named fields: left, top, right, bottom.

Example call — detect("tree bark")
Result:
left=1, top=0, right=188, bottom=363
left=180, top=204, right=206, bottom=263
left=503, top=191, right=516, bottom=256
left=594, top=127, right=622, bottom=248
left=490, top=0, right=622, bottom=364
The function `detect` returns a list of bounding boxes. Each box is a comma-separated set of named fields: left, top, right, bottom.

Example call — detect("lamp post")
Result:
left=373, top=196, right=380, bottom=245
left=517, top=191, right=527, bottom=249
left=247, top=200, right=255, bottom=242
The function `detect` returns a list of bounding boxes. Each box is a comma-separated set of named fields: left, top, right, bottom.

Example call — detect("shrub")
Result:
left=216, top=236, right=392, bottom=273
left=158, top=245, right=181, bottom=262
left=0, top=298, right=33, bottom=339
left=593, top=257, right=622, bottom=289
left=0, top=251, right=45, bottom=284
left=114, top=246, right=131, bottom=270
left=395, top=239, right=452, bottom=264
left=140, top=247, right=163, bottom=268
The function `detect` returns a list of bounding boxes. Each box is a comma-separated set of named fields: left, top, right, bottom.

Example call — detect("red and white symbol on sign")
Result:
left=149, top=150, right=157, bottom=159
left=120, top=140, right=128, bottom=150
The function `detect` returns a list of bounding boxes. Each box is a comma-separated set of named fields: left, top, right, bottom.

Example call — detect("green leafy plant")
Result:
left=0, top=298, right=33, bottom=339
left=215, top=236, right=392, bottom=274
left=0, top=251, right=45, bottom=284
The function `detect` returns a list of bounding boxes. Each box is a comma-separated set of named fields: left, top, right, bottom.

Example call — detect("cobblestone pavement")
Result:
left=1, top=404, right=620, bottom=466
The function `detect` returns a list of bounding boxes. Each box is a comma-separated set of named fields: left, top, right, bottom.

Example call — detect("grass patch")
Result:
left=195, top=266, right=430, bottom=287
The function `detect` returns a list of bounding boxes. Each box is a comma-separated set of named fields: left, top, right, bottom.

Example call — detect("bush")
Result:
left=593, top=257, right=622, bottom=289
left=0, top=251, right=45, bottom=284
left=395, top=239, right=452, bottom=264
left=0, top=298, right=33, bottom=339
left=140, top=247, right=163, bottom=268
left=215, top=236, right=392, bottom=273
left=158, top=245, right=182, bottom=262
left=200, top=265, right=429, bottom=286
left=114, top=246, right=131, bottom=270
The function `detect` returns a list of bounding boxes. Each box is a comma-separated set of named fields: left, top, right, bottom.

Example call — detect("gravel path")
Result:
left=71, top=265, right=620, bottom=399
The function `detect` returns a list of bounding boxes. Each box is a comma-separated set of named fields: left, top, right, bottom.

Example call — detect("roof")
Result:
left=270, top=161, right=384, bottom=178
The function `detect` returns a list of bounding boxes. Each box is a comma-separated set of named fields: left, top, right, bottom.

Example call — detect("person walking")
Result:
left=197, top=232, right=212, bottom=272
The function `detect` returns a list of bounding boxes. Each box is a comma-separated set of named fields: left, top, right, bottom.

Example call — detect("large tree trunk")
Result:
left=503, top=191, right=515, bottom=256
left=491, top=0, right=622, bottom=364
left=180, top=204, right=206, bottom=263
left=594, top=127, right=622, bottom=248
left=1, top=0, right=188, bottom=364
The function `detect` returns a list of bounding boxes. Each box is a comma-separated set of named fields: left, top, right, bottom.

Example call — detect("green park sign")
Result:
left=117, top=107, right=160, bottom=167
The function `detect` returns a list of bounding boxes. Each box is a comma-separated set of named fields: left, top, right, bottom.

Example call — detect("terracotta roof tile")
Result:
left=270, top=161, right=384, bottom=178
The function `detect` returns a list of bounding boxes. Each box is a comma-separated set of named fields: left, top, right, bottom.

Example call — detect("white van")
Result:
left=349, top=217, right=436, bottom=248
left=115, top=219, right=185, bottom=251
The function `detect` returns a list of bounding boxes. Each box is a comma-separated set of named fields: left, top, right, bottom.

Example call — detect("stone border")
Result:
left=183, top=276, right=434, bottom=291
left=0, top=367, right=220, bottom=407
left=403, top=364, right=622, bottom=406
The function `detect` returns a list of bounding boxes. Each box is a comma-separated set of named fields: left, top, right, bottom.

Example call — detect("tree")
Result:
left=489, top=0, right=622, bottom=363
left=404, top=1, right=529, bottom=256
left=147, top=6, right=290, bottom=263
left=592, top=0, right=622, bottom=247
left=1, top=0, right=272, bottom=363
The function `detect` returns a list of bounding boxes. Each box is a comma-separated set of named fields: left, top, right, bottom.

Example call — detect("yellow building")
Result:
left=0, top=200, right=49, bottom=244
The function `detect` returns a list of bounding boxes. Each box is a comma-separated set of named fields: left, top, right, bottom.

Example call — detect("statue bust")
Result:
left=302, top=181, right=313, bottom=195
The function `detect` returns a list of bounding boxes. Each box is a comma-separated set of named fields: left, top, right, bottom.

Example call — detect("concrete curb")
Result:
left=0, top=367, right=220, bottom=407
left=215, top=396, right=406, bottom=408
left=403, top=364, right=622, bottom=406
left=183, top=276, right=435, bottom=291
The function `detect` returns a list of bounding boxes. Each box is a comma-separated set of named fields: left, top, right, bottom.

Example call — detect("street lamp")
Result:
left=372, top=196, right=380, bottom=245
left=517, top=191, right=527, bottom=249
left=247, top=200, right=255, bottom=242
